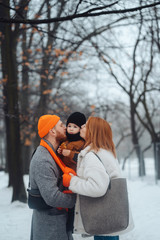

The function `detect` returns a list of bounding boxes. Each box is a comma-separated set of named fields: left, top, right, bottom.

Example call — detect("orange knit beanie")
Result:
left=38, top=114, right=60, bottom=138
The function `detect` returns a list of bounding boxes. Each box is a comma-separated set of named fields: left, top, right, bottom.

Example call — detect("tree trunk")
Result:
left=0, top=1, right=27, bottom=202
left=130, top=100, right=145, bottom=176
left=153, top=141, right=160, bottom=180
left=21, top=27, right=31, bottom=174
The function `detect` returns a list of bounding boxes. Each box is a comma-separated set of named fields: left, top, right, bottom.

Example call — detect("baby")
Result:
left=58, top=111, right=86, bottom=237
left=58, top=111, right=86, bottom=171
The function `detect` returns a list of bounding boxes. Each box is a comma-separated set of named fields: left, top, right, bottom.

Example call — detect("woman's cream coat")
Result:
left=69, top=146, right=134, bottom=236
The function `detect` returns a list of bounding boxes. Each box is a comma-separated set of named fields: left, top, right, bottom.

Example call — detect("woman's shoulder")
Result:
left=79, top=147, right=112, bottom=158
left=97, top=149, right=122, bottom=177
left=97, top=148, right=115, bottom=159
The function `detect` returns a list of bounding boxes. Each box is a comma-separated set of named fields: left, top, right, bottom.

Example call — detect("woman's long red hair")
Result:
left=84, top=116, right=116, bottom=158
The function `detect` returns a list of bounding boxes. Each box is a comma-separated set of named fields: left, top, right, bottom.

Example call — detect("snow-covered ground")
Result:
left=0, top=158, right=160, bottom=240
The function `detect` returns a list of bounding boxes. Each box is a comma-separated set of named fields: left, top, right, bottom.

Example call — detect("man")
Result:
left=29, top=114, right=76, bottom=240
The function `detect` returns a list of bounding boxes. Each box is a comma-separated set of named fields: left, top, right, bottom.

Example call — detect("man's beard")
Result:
left=56, top=130, right=67, bottom=142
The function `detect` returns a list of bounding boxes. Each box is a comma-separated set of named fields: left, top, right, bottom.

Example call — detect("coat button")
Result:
left=76, top=212, right=78, bottom=214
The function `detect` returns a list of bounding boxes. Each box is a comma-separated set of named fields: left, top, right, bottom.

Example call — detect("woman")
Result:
left=62, top=117, right=134, bottom=240
left=64, top=116, right=133, bottom=239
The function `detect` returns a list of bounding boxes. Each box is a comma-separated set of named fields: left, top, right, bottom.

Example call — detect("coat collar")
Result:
left=78, top=145, right=91, bottom=158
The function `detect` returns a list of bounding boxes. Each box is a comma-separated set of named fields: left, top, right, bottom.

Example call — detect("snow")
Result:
left=0, top=159, right=160, bottom=240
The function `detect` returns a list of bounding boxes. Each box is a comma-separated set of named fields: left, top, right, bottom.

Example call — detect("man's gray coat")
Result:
left=29, top=140, right=76, bottom=240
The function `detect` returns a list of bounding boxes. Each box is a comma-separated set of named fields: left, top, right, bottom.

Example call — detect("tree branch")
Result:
left=0, top=1, right=160, bottom=24
left=74, top=0, right=83, bottom=14
left=84, top=1, right=118, bottom=14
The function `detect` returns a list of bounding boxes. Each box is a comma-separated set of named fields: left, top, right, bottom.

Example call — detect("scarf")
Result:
left=40, top=139, right=76, bottom=175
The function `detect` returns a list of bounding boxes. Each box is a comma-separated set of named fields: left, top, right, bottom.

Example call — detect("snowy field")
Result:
left=0, top=158, right=160, bottom=240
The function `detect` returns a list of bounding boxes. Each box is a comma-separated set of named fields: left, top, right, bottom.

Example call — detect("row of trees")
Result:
left=0, top=0, right=160, bottom=202
left=92, top=3, right=160, bottom=176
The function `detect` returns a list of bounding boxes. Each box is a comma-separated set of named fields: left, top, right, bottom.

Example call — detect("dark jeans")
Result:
left=94, top=236, right=119, bottom=240
left=66, top=207, right=75, bottom=232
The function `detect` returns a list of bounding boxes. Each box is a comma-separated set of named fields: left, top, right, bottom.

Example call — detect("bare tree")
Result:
left=0, top=1, right=160, bottom=24
left=1, top=0, right=160, bottom=205
left=89, top=0, right=160, bottom=177
left=0, top=0, right=27, bottom=202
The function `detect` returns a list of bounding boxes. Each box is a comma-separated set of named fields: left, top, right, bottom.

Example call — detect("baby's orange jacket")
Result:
left=59, top=139, right=85, bottom=171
